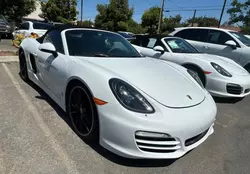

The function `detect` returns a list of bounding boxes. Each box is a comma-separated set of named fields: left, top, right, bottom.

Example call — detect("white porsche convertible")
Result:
left=19, top=27, right=216, bottom=159
left=132, top=35, right=250, bottom=98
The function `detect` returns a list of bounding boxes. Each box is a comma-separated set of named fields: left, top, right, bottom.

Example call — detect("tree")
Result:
left=40, top=0, right=78, bottom=23
left=184, top=16, right=219, bottom=27
left=0, top=0, right=36, bottom=21
left=141, top=7, right=160, bottom=34
left=127, top=19, right=146, bottom=34
left=77, top=20, right=94, bottom=27
left=227, top=0, right=250, bottom=26
left=95, top=0, right=134, bottom=31
left=162, top=15, right=182, bottom=34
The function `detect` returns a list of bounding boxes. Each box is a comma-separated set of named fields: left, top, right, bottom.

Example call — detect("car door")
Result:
left=203, top=29, right=242, bottom=63
left=35, top=30, right=68, bottom=101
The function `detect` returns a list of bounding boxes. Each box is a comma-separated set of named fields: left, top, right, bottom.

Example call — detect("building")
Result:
left=23, top=1, right=44, bottom=22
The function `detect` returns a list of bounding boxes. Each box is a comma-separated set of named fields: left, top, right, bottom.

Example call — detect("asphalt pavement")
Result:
left=0, top=62, right=250, bottom=174
left=0, top=39, right=17, bottom=52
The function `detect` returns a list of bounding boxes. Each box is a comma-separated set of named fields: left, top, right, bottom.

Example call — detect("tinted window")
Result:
left=20, top=23, right=29, bottom=30
left=43, top=30, right=64, bottom=54
left=175, top=29, right=208, bottom=42
left=65, top=30, right=141, bottom=57
left=33, top=23, right=52, bottom=30
left=164, top=38, right=199, bottom=53
left=208, top=30, right=234, bottom=45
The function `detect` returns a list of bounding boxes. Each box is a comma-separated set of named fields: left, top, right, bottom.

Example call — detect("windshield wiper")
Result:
left=94, top=53, right=109, bottom=57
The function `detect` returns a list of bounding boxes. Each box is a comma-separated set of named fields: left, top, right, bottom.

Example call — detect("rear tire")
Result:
left=184, top=65, right=206, bottom=86
left=19, top=50, right=30, bottom=82
left=66, top=82, right=99, bottom=143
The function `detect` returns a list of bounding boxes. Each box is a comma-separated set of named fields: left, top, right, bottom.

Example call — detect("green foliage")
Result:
left=0, top=0, right=36, bottom=21
left=95, top=0, right=134, bottom=31
left=40, top=0, right=78, bottom=23
left=227, top=0, right=250, bottom=26
left=141, top=7, right=160, bottom=34
left=126, top=19, right=146, bottom=34
left=77, top=20, right=94, bottom=27
left=162, top=15, right=182, bottom=33
left=184, top=16, right=219, bottom=27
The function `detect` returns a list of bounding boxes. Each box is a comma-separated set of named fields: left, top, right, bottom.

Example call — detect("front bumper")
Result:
left=98, top=92, right=216, bottom=159
left=206, top=74, right=250, bottom=98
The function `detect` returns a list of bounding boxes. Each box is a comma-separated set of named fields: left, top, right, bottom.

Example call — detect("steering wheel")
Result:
left=107, top=48, right=123, bottom=55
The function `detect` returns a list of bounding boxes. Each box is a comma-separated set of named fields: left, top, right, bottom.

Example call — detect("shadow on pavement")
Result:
left=27, top=81, right=177, bottom=167
left=213, top=96, right=244, bottom=104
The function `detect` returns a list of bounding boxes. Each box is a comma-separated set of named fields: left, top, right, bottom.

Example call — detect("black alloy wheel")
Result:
left=19, top=51, right=29, bottom=82
left=67, top=84, right=99, bottom=142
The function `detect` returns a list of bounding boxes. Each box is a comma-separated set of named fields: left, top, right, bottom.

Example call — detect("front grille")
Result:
left=135, top=133, right=181, bottom=153
left=185, top=129, right=209, bottom=147
left=226, top=83, right=243, bottom=95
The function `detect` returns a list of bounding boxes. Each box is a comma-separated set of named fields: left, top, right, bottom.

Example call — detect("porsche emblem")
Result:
left=187, top=95, right=193, bottom=100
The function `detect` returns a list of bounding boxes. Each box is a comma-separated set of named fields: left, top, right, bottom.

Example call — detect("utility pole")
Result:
left=81, top=0, right=84, bottom=22
left=157, top=0, right=165, bottom=34
left=218, top=0, right=227, bottom=28
left=191, top=10, right=197, bottom=27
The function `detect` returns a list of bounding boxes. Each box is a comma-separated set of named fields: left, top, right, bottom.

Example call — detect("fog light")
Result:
left=135, top=131, right=170, bottom=138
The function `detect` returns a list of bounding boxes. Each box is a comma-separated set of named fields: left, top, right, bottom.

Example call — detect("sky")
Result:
left=77, top=0, right=245, bottom=23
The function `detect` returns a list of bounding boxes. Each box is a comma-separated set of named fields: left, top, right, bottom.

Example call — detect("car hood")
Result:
left=78, top=57, right=205, bottom=108
left=183, top=53, right=249, bottom=76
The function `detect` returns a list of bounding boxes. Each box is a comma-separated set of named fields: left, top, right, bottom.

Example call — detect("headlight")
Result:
left=187, top=69, right=204, bottom=88
left=109, top=78, right=154, bottom=113
left=211, top=62, right=232, bottom=77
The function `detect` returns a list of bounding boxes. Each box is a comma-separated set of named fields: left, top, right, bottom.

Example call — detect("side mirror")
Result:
left=225, top=40, right=237, bottom=49
left=39, top=42, right=57, bottom=56
left=153, top=46, right=165, bottom=54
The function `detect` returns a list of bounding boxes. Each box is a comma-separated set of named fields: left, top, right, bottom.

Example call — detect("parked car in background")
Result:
left=132, top=34, right=250, bottom=98
left=0, top=15, right=11, bottom=40
left=169, top=27, right=250, bottom=72
left=118, top=31, right=134, bottom=37
left=12, top=21, right=53, bottom=39
left=19, top=26, right=217, bottom=159
left=245, top=35, right=250, bottom=39
left=117, top=31, right=135, bottom=42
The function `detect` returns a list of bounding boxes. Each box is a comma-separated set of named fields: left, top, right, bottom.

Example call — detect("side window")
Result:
left=20, top=23, right=29, bottom=30
left=175, top=29, right=208, bottom=42
left=208, top=30, right=234, bottom=45
left=43, top=30, right=64, bottom=54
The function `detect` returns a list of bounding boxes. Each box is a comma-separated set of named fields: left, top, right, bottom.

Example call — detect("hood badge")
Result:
left=187, top=95, right=193, bottom=100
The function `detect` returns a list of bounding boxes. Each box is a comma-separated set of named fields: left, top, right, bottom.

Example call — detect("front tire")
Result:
left=19, top=50, right=30, bottom=82
left=184, top=65, right=206, bottom=86
left=66, top=82, right=99, bottom=143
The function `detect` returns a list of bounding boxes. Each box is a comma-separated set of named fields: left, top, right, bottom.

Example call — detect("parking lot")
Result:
left=0, top=62, right=250, bottom=174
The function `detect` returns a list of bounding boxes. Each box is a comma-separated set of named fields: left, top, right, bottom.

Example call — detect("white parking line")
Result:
left=2, top=63, right=80, bottom=174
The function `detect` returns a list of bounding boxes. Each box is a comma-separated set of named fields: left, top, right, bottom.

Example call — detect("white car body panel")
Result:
left=169, top=27, right=250, bottom=68
left=20, top=28, right=217, bottom=159
left=133, top=36, right=250, bottom=98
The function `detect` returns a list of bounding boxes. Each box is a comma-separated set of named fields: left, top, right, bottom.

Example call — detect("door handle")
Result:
left=203, top=46, right=210, bottom=49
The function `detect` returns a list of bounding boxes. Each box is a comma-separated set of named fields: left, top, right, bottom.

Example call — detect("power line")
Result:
left=164, top=7, right=231, bottom=12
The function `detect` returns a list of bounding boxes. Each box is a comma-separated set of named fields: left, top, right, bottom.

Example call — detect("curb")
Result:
left=0, top=56, right=19, bottom=63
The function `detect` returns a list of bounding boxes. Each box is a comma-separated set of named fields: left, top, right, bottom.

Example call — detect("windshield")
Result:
left=164, top=38, right=199, bottom=53
left=230, top=31, right=250, bottom=46
left=65, top=30, right=142, bottom=57
left=33, top=23, right=53, bottom=30
left=118, top=32, right=134, bottom=39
